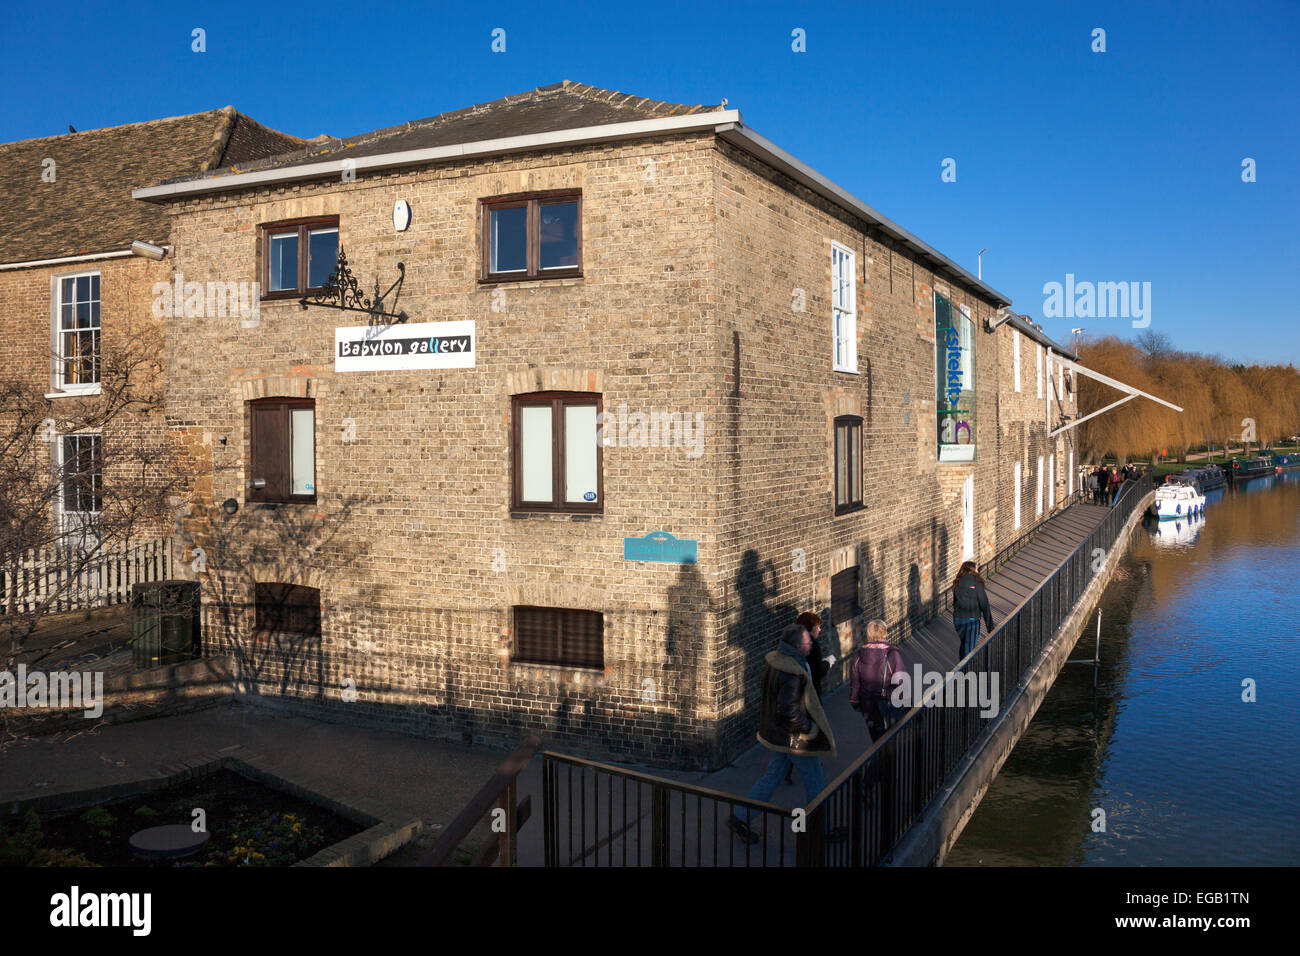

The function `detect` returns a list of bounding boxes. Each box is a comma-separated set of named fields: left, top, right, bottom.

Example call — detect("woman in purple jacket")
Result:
left=850, top=620, right=905, bottom=742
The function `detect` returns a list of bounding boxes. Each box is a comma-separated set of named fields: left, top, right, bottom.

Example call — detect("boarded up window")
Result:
left=831, top=567, right=861, bottom=625
left=255, top=583, right=321, bottom=636
left=513, top=606, right=604, bottom=669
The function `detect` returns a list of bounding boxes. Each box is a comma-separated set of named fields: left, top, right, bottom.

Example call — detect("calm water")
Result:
left=948, top=472, right=1300, bottom=866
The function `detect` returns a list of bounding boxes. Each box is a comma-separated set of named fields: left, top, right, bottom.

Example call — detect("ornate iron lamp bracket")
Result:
left=299, top=247, right=408, bottom=326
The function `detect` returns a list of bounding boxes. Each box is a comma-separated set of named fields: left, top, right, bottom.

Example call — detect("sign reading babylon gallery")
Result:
left=335, top=320, right=475, bottom=372
left=935, top=294, right=975, bottom=462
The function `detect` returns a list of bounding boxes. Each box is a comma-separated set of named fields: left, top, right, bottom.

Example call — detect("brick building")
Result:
left=133, top=82, right=1079, bottom=768
left=0, top=108, right=302, bottom=560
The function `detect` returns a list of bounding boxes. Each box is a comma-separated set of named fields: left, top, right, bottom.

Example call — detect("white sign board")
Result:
left=335, top=320, right=475, bottom=372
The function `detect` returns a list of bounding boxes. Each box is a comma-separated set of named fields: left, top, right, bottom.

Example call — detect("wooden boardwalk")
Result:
left=901, top=500, right=1114, bottom=675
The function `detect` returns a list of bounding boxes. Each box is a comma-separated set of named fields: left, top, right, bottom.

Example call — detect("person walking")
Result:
left=797, top=611, right=828, bottom=698
left=952, top=561, right=995, bottom=659
left=1109, top=466, right=1123, bottom=506
left=728, top=623, right=837, bottom=844
left=849, top=620, right=905, bottom=743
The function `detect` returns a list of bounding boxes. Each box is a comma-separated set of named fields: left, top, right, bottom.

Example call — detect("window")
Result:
left=831, top=567, right=861, bottom=626
left=255, top=583, right=321, bottom=636
left=1036, top=455, right=1044, bottom=516
left=832, top=242, right=857, bottom=372
left=1013, top=328, right=1021, bottom=393
left=57, top=433, right=102, bottom=539
left=936, top=295, right=976, bottom=462
left=1013, top=460, right=1022, bottom=530
left=260, top=217, right=339, bottom=298
left=53, top=271, right=100, bottom=390
left=511, top=392, right=601, bottom=512
left=513, top=606, right=603, bottom=669
left=1059, top=361, right=1065, bottom=400
left=481, top=192, right=581, bottom=281
left=1036, top=343, right=1043, bottom=399
left=1068, top=449, right=1074, bottom=495
left=248, top=399, right=316, bottom=503
left=834, top=415, right=863, bottom=514
left=1049, top=450, right=1056, bottom=508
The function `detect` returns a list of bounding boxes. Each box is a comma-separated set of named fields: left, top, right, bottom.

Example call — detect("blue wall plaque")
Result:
left=623, top=531, right=698, bottom=564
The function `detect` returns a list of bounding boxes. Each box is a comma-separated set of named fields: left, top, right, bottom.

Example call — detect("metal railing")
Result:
left=542, top=752, right=802, bottom=867
left=539, top=473, right=1155, bottom=866
left=418, top=735, right=540, bottom=866
left=801, top=471, right=1154, bottom=866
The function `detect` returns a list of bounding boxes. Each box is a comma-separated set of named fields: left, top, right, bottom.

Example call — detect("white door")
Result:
left=961, top=474, right=975, bottom=562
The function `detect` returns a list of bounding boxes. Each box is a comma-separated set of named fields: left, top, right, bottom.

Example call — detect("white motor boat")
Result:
left=1150, top=480, right=1206, bottom=521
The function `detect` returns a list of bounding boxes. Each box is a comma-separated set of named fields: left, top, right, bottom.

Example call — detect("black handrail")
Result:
left=538, top=473, right=1156, bottom=867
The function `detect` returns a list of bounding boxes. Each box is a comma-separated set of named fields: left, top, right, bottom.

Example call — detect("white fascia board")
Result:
left=715, top=123, right=1012, bottom=308
left=133, top=110, right=743, bottom=202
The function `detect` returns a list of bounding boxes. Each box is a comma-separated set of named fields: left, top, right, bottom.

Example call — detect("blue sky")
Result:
left=4, top=0, right=1296, bottom=364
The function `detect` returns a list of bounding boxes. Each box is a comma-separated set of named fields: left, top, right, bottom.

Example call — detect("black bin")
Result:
left=131, top=581, right=201, bottom=668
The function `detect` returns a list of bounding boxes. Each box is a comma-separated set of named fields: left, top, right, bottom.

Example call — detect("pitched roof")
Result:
left=0, top=108, right=303, bottom=264
left=158, top=81, right=722, bottom=183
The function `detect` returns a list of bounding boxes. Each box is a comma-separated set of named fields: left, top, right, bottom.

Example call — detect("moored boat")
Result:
left=1150, top=480, right=1206, bottom=520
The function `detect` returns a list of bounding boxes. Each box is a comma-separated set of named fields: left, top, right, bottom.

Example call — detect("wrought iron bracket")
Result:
left=299, top=247, right=408, bottom=326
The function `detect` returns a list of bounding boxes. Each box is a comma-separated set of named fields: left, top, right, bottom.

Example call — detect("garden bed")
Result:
left=1, top=767, right=365, bottom=867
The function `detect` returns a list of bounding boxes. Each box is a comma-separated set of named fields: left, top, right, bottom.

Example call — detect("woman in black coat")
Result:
left=952, top=561, right=995, bottom=659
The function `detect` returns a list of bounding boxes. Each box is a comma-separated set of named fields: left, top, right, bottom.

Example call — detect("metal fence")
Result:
left=540, top=474, right=1154, bottom=866
left=0, top=536, right=173, bottom=615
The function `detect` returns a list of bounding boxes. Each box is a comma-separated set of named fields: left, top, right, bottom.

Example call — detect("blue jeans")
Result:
left=740, top=750, right=826, bottom=822
left=955, top=617, right=981, bottom=658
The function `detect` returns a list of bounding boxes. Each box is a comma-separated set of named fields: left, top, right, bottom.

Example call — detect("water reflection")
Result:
left=948, top=473, right=1300, bottom=865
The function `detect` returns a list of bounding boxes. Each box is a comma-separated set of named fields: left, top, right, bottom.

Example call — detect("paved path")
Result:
left=513, top=498, right=1117, bottom=865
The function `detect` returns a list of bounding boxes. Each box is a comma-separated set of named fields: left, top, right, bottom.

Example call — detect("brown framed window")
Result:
left=511, top=392, right=602, bottom=513
left=260, top=216, right=339, bottom=299
left=248, top=398, right=316, bottom=503
left=831, top=567, right=861, bottom=626
left=834, top=415, right=864, bottom=514
left=481, top=191, right=581, bottom=281
left=513, top=606, right=603, bottom=669
left=255, top=583, right=321, bottom=636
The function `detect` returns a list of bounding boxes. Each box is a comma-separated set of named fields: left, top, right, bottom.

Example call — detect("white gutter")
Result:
left=0, top=249, right=133, bottom=271
left=0, top=244, right=174, bottom=271
left=133, top=111, right=743, bottom=202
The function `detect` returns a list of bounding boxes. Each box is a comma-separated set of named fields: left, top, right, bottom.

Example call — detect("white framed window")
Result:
left=832, top=242, right=857, bottom=372
left=1068, top=448, right=1075, bottom=495
left=1036, top=343, right=1043, bottom=399
left=1049, top=449, right=1056, bottom=508
left=50, top=271, right=101, bottom=394
left=1036, top=455, right=1044, bottom=516
left=1013, top=328, right=1021, bottom=393
left=1013, top=460, right=1022, bottom=530
left=55, top=432, right=102, bottom=545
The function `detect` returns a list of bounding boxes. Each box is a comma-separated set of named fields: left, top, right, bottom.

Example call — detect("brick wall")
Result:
left=161, top=129, right=1079, bottom=769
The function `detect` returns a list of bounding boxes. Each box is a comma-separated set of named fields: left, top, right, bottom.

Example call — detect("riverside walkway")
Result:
left=523, top=482, right=1151, bottom=866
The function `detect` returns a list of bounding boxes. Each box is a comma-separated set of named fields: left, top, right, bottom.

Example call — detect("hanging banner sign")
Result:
left=335, top=320, right=475, bottom=372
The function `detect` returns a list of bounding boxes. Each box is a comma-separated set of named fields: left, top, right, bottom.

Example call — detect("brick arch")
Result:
left=234, top=374, right=317, bottom=402
left=505, top=580, right=609, bottom=609
left=505, top=366, right=603, bottom=396
left=246, top=565, right=330, bottom=591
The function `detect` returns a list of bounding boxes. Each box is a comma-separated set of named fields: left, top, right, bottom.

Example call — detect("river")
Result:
left=948, top=471, right=1300, bottom=865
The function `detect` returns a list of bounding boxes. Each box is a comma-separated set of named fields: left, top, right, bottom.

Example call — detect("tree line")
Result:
left=1074, top=331, right=1300, bottom=464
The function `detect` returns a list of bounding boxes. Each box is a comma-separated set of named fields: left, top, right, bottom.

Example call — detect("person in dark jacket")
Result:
left=786, top=611, right=827, bottom=783
left=728, top=623, right=838, bottom=844
left=797, top=611, right=828, bottom=698
left=952, top=561, right=995, bottom=659
left=850, top=619, right=905, bottom=742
